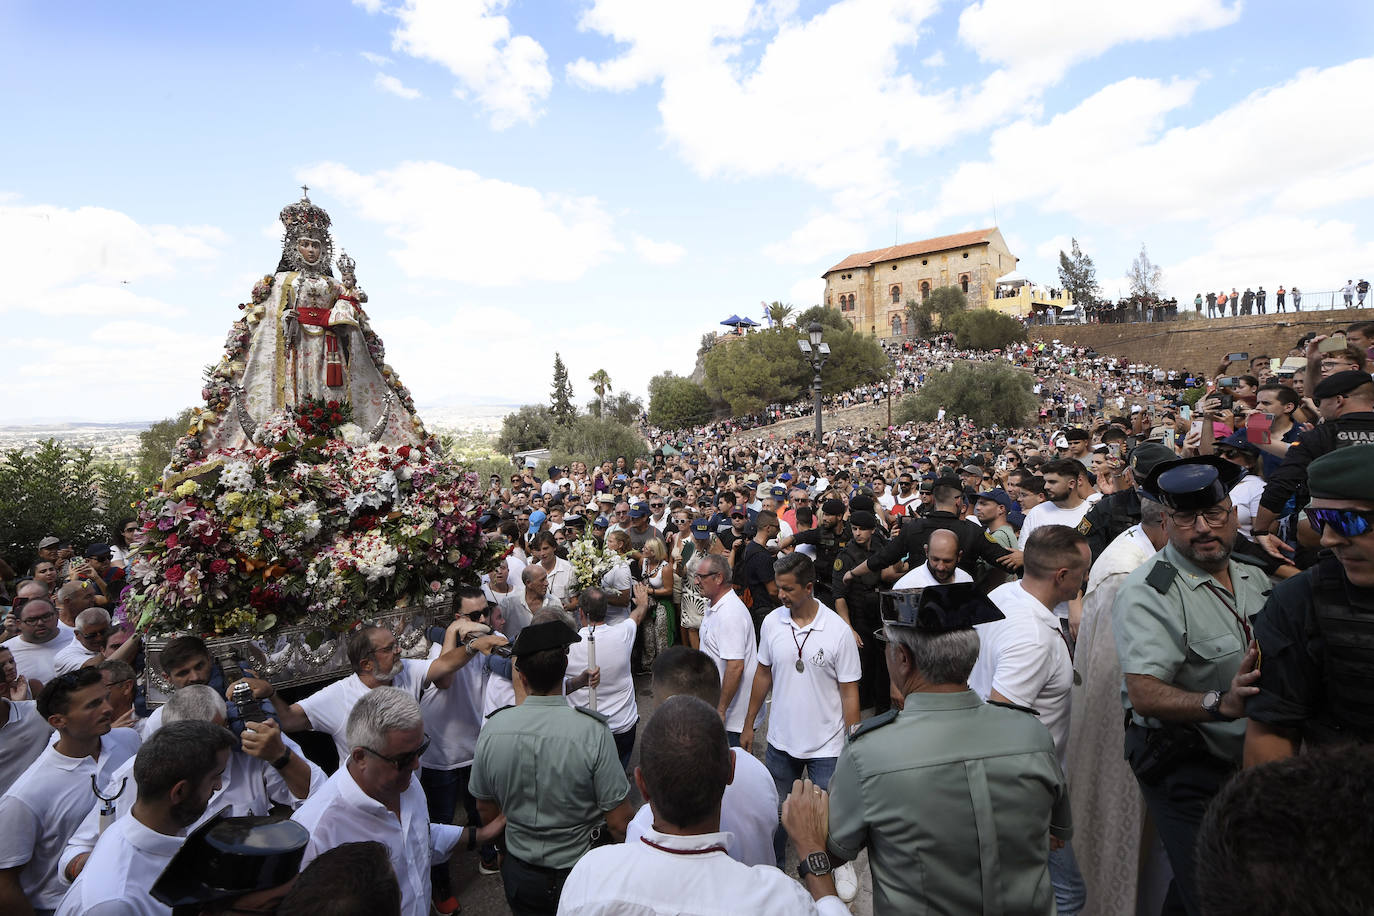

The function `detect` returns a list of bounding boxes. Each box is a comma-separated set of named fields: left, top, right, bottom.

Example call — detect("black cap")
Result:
left=879, top=583, right=1004, bottom=632
left=1127, top=442, right=1178, bottom=479
left=152, top=811, right=308, bottom=912
left=849, top=494, right=876, bottom=514
left=821, top=498, right=846, bottom=516
left=510, top=619, right=581, bottom=657
left=1141, top=455, right=1244, bottom=511
left=849, top=510, right=878, bottom=530
left=1313, top=370, right=1372, bottom=404
left=84, top=542, right=112, bottom=558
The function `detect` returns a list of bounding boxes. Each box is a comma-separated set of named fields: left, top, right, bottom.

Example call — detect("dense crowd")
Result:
left=6, top=317, right=1374, bottom=915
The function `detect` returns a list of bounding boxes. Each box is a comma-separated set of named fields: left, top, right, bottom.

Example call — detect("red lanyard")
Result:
left=1204, top=582, right=1253, bottom=643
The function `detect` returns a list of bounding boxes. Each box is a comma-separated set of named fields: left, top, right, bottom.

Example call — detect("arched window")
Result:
left=890, top=284, right=901, bottom=304
left=846, top=293, right=856, bottom=311
left=891, top=314, right=903, bottom=337
left=960, top=274, right=970, bottom=294
left=920, top=280, right=930, bottom=301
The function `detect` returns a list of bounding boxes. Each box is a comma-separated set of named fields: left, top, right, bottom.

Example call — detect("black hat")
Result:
left=849, top=494, right=876, bottom=514
left=879, top=583, right=1004, bottom=632
left=1312, top=370, right=1372, bottom=405
left=849, top=510, right=878, bottom=530
left=152, top=810, right=308, bottom=913
left=1141, top=455, right=1244, bottom=511
left=510, top=618, right=581, bottom=657
left=1127, top=442, right=1178, bottom=480
left=821, top=498, right=846, bottom=516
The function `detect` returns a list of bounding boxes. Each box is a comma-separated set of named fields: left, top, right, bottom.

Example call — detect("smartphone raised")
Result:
left=1225, top=352, right=1250, bottom=363
left=1319, top=334, right=1349, bottom=354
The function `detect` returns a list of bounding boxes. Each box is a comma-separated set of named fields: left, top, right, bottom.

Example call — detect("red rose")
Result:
left=327, top=400, right=339, bottom=409
left=261, top=528, right=275, bottom=539
left=165, top=533, right=180, bottom=549
left=330, top=413, right=342, bottom=423
left=397, top=446, right=411, bottom=459
left=313, top=409, right=325, bottom=419
left=166, top=564, right=185, bottom=583
left=210, top=558, right=229, bottom=575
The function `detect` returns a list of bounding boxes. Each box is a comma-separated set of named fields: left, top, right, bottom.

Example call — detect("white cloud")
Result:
left=352, top=0, right=385, bottom=12
left=374, top=72, right=422, bottom=99
left=632, top=234, right=686, bottom=265
left=1035, top=234, right=1075, bottom=262
left=921, top=60, right=1374, bottom=230
left=383, top=0, right=552, bottom=129
left=788, top=276, right=825, bottom=308
left=299, top=160, right=623, bottom=285
left=360, top=51, right=393, bottom=67
left=921, top=50, right=944, bottom=67
left=763, top=211, right=872, bottom=266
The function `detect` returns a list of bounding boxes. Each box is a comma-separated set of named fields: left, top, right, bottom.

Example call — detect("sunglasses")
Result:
left=1308, top=508, right=1374, bottom=539
left=360, top=734, right=431, bottom=770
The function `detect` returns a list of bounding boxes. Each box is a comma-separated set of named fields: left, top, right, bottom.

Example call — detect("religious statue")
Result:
left=183, top=189, right=427, bottom=465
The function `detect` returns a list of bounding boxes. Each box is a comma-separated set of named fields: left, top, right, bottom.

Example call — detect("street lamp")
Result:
left=797, top=320, right=830, bottom=442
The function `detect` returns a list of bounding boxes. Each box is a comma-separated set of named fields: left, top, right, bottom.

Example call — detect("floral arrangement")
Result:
left=120, top=407, right=507, bottom=637
left=567, top=533, right=618, bottom=592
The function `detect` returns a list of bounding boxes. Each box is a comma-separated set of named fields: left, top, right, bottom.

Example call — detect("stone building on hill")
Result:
left=823, top=228, right=1019, bottom=339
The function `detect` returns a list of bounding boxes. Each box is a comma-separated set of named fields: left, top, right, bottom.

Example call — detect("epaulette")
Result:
left=1145, top=559, right=1178, bottom=595
left=575, top=705, right=610, bottom=725
left=987, top=699, right=1040, bottom=716
left=484, top=705, right=514, bottom=720
left=847, top=709, right=897, bottom=741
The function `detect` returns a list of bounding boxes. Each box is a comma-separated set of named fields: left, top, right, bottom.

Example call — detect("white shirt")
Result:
left=0, top=728, right=142, bottom=909
left=756, top=603, right=862, bottom=759
left=421, top=643, right=485, bottom=770
left=971, top=581, right=1074, bottom=766
left=1230, top=473, right=1265, bottom=539
left=7, top=634, right=68, bottom=683
left=567, top=618, right=639, bottom=734
left=1017, top=499, right=1093, bottom=549
left=297, top=658, right=430, bottom=763
left=0, top=699, right=51, bottom=796
left=892, top=563, right=973, bottom=590
left=293, top=762, right=464, bottom=916
left=559, top=825, right=847, bottom=916
left=55, top=813, right=182, bottom=916
left=625, top=748, right=779, bottom=868
left=53, top=640, right=99, bottom=675
left=543, top=557, right=577, bottom=605
left=60, top=735, right=323, bottom=883
left=699, top=590, right=760, bottom=734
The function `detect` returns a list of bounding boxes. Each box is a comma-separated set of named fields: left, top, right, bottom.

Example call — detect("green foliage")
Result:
left=0, top=440, right=144, bottom=574
left=925, top=285, right=969, bottom=323
left=1058, top=237, right=1099, bottom=307
left=703, top=311, right=890, bottom=415
left=945, top=309, right=1027, bottom=350
left=549, top=353, right=577, bottom=425
left=649, top=373, right=715, bottom=429
left=588, top=368, right=612, bottom=418
left=766, top=302, right=795, bottom=327
left=603, top=392, right=643, bottom=426
left=496, top=404, right=555, bottom=456
left=905, top=299, right=934, bottom=339
left=137, top=408, right=196, bottom=483
left=895, top=362, right=1037, bottom=428
left=548, top=415, right=648, bottom=471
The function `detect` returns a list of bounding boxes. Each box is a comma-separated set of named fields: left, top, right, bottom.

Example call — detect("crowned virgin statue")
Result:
left=184, top=189, right=426, bottom=463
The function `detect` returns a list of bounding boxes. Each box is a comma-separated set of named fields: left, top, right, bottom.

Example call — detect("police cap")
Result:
left=1142, top=455, right=1244, bottom=511
left=510, top=618, right=581, bottom=657
left=849, top=510, right=878, bottom=530
left=879, top=582, right=1004, bottom=632
left=152, top=811, right=308, bottom=912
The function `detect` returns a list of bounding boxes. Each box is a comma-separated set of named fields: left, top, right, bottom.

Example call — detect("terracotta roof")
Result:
left=823, top=228, right=999, bottom=275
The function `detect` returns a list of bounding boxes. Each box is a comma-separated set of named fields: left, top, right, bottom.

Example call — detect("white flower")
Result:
left=338, top=422, right=366, bottom=447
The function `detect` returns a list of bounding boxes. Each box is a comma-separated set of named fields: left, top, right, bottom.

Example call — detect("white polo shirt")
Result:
left=542, top=557, right=577, bottom=605
left=625, top=747, right=779, bottom=868
left=1017, top=499, right=1092, bottom=549
left=757, top=603, right=861, bottom=759
left=0, top=700, right=51, bottom=796
left=892, top=563, right=973, bottom=590
left=699, top=590, right=760, bottom=734
left=293, top=762, right=464, bottom=916
left=420, top=643, right=485, bottom=771
left=55, top=812, right=182, bottom=916
left=971, top=581, right=1074, bottom=765
left=0, top=727, right=141, bottom=909
left=567, top=618, right=638, bottom=735
left=53, top=640, right=99, bottom=676
left=297, top=658, right=430, bottom=763
left=7, top=634, right=69, bottom=683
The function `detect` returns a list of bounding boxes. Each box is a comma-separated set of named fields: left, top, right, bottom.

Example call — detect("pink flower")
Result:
left=165, top=533, right=180, bottom=549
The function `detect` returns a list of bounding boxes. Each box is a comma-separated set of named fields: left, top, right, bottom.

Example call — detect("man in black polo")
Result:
left=1078, top=443, right=1178, bottom=562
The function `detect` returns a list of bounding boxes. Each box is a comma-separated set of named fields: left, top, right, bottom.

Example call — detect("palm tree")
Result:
left=588, top=369, right=612, bottom=418
left=766, top=301, right=795, bottom=327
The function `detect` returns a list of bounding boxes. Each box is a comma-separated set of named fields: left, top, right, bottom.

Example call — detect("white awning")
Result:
left=995, top=270, right=1029, bottom=285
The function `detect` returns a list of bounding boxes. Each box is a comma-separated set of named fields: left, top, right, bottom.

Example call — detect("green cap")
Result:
left=1309, top=444, right=1374, bottom=501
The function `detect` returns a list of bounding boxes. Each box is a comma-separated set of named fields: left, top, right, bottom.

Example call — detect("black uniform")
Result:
left=1250, top=556, right=1374, bottom=745
left=1259, top=411, right=1374, bottom=518
left=1077, top=488, right=1142, bottom=562
left=791, top=521, right=852, bottom=603
left=865, top=510, right=1011, bottom=577
left=832, top=535, right=890, bottom=713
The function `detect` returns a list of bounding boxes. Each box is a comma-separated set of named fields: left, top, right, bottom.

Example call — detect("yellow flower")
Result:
left=224, top=492, right=244, bottom=507
left=174, top=481, right=198, bottom=498
left=269, top=494, right=285, bottom=508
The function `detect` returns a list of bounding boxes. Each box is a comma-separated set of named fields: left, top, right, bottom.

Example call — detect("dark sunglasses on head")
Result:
left=1308, top=508, right=1374, bottom=539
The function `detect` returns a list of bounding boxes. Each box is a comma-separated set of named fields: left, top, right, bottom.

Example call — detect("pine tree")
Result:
left=550, top=353, right=576, bottom=425
left=1057, top=238, right=1100, bottom=307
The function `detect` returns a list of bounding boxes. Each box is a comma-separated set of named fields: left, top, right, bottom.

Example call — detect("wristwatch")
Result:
left=1201, top=689, right=1233, bottom=721
left=270, top=748, right=294, bottom=770
left=796, top=850, right=833, bottom=880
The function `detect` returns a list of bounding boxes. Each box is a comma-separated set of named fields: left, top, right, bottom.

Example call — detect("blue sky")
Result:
left=2, top=0, right=1371, bottom=422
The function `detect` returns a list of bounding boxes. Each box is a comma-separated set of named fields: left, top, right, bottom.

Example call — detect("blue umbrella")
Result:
left=720, top=315, right=743, bottom=326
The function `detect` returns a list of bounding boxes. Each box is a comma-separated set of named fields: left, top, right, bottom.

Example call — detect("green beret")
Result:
left=1309, top=445, right=1374, bottom=501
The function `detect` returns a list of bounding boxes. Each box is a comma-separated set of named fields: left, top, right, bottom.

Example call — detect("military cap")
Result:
left=1141, top=455, right=1244, bottom=511
left=1128, top=442, right=1178, bottom=479
left=1309, top=444, right=1374, bottom=501
left=1312, top=370, right=1373, bottom=405
left=849, top=510, right=878, bottom=530
left=821, top=498, right=846, bottom=516
left=510, top=618, right=581, bottom=657
left=879, top=583, right=1004, bottom=632
left=152, top=811, right=308, bottom=912
left=849, top=494, right=876, bottom=513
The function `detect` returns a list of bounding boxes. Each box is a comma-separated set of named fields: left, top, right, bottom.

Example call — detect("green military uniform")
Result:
left=1112, top=541, right=1266, bottom=763
left=469, top=696, right=629, bottom=870
left=827, top=692, right=1071, bottom=914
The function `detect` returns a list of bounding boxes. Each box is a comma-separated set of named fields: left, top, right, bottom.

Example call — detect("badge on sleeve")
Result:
left=1076, top=518, right=1093, bottom=535
left=834, top=558, right=844, bottom=571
